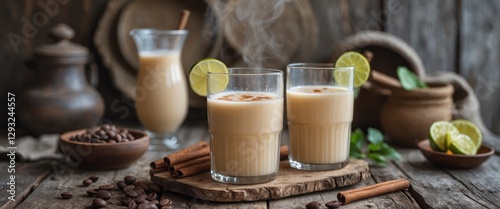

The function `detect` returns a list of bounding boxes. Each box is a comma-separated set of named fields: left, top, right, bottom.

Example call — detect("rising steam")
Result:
left=207, top=0, right=291, bottom=68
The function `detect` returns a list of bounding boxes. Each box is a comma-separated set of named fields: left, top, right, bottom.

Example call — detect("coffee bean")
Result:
left=128, top=200, right=138, bottom=209
left=160, top=206, right=173, bottom=209
left=124, top=185, right=136, bottom=191
left=83, top=179, right=93, bottom=187
left=92, top=198, right=107, bottom=208
left=149, top=183, right=161, bottom=193
left=99, top=184, right=115, bottom=190
left=137, top=202, right=158, bottom=209
left=61, top=192, right=73, bottom=199
left=150, top=200, right=159, bottom=205
left=147, top=192, right=158, bottom=201
left=306, top=201, right=322, bottom=209
left=117, top=180, right=127, bottom=189
left=125, top=189, right=138, bottom=198
left=96, top=190, right=112, bottom=200
left=158, top=199, right=172, bottom=207
left=124, top=176, right=136, bottom=185
left=134, top=187, right=145, bottom=195
left=325, top=200, right=341, bottom=209
left=135, top=194, right=148, bottom=204
left=87, top=189, right=98, bottom=197
left=89, top=175, right=99, bottom=182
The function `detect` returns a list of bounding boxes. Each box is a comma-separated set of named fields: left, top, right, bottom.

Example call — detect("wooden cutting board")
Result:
left=151, top=159, right=369, bottom=202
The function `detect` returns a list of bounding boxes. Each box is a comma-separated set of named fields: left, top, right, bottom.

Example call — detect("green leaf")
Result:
left=368, top=142, right=382, bottom=152
left=378, top=143, right=402, bottom=160
left=351, top=128, right=365, bottom=150
left=397, top=66, right=428, bottom=90
left=368, top=153, right=388, bottom=164
left=367, top=128, right=384, bottom=144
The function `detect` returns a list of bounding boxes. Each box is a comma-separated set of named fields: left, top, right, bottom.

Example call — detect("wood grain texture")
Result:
left=395, top=148, right=500, bottom=209
left=384, top=0, right=458, bottom=74
left=460, top=0, right=500, bottom=135
left=0, top=162, right=52, bottom=209
left=307, top=0, right=381, bottom=62
left=152, top=160, right=369, bottom=202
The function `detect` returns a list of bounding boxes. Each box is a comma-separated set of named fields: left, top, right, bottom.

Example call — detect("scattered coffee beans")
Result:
left=69, top=124, right=136, bottom=144
left=82, top=179, right=93, bottom=187
left=60, top=192, right=73, bottom=199
left=306, top=201, right=322, bottom=209
left=117, top=180, right=127, bottom=189
left=59, top=175, right=172, bottom=209
left=325, top=200, right=341, bottom=209
left=92, top=198, right=107, bottom=208
left=87, top=189, right=97, bottom=197
left=89, top=175, right=99, bottom=182
left=124, top=175, right=137, bottom=185
left=98, top=184, right=115, bottom=190
left=96, top=190, right=112, bottom=200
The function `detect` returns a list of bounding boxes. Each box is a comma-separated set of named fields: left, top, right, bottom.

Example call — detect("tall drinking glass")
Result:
left=130, top=29, right=188, bottom=151
left=286, top=63, right=354, bottom=170
left=207, top=68, right=283, bottom=184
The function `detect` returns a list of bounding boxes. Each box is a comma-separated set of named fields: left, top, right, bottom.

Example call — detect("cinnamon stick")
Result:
left=150, top=159, right=167, bottom=169
left=149, top=167, right=169, bottom=175
left=169, top=155, right=210, bottom=173
left=164, top=144, right=210, bottom=166
left=337, top=179, right=410, bottom=205
left=175, top=161, right=211, bottom=178
left=176, top=10, right=190, bottom=30
left=369, top=70, right=402, bottom=89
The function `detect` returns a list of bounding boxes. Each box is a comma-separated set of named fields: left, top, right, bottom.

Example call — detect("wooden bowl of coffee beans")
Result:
left=59, top=125, right=149, bottom=170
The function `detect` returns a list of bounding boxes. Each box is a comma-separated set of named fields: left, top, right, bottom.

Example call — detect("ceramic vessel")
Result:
left=380, top=83, right=454, bottom=147
left=19, top=24, right=104, bottom=136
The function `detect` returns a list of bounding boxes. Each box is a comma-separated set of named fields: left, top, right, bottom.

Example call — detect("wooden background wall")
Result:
left=1, top=0, right=499, bottom=135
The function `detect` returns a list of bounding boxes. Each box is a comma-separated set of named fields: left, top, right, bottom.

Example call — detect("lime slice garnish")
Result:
left=448, top=133, right=477, bottom=155
left=451, top=119, right=482, bottom=151
left=188, top=58, right=229, bottom=96
left=334, top=51, right=371, bottom=87
left=429, top=121, right=459, bottom=152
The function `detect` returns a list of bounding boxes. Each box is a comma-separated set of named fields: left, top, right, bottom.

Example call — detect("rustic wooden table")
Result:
left=1, top=114, right=500, bottom=209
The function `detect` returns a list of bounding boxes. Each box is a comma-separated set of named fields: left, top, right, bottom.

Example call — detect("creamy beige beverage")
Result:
left=135, top=51, right=188, bottom=133
left=208, top=92, right=283, bottom=177
left=287, top=86, right=353, bottom=164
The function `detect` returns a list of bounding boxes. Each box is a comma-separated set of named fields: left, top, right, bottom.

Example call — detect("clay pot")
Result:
left=380, top=83, right=454, bottom=147
left=331, top=31, right=426, bottom=131
left=19, top=24, right=104, bottom=136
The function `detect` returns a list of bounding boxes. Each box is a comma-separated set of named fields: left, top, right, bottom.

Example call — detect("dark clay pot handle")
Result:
left=86, top=54, right=99, bottom=87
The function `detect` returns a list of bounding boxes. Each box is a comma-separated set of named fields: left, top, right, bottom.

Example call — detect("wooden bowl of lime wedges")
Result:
left=417, top=120, right=495, bottom=169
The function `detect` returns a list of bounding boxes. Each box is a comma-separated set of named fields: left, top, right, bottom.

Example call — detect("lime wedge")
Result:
left=188, top=58, right=229, bottom=96
left=448, top=133, right=477, bottom=155
left=429, top=121, right=458, bottom=152
left=451, top=119, right=482, bottom=151
left=334, top=51, right=371, bottom=87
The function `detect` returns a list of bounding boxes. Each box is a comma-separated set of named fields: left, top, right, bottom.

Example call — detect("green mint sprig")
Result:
left=397, top=66, right=427, bottom=90
left=350, top=128, right=401, bottom=166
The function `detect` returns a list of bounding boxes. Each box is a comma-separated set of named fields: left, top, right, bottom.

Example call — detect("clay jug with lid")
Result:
left=19, top=24, right=105, bottom=136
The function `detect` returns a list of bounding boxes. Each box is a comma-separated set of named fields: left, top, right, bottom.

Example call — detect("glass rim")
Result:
left=287, top=63, right=354, bottom=70
left=207, top=68, right=283, bottom=76
left=129, top=28, right=188, bottom=36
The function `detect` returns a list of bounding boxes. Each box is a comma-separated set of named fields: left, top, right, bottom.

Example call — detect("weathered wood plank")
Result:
left=394, top=147, right=500, bottom=209
left=308, top=0, right=382, bottom=62
left=269, top=160, right=420, bottom=209
left=0, top=162, right=52, bottom=209
left=384, top=0, right=458, bottom=74
left=460, top=0, right=500, bottom=134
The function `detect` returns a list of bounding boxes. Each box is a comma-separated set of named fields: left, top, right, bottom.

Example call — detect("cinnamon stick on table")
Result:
left=163, top=141, right=209, bottom=165
left=337, top=179, right=410, bottom=205
left=169, top=155, right=210, bottom=173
